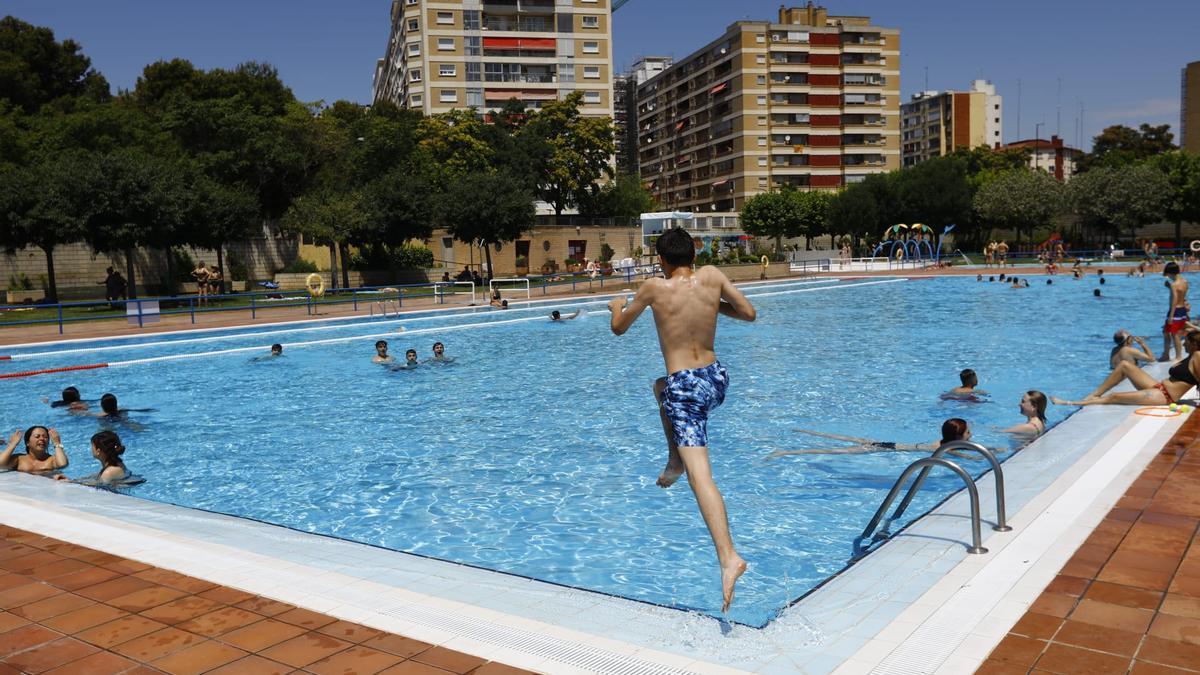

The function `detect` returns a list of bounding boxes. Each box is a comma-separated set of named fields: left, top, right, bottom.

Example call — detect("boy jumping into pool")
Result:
left=608, top=227, right=756, bottom=613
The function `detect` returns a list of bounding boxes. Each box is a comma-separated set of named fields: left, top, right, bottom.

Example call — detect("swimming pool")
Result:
left=0, top=272, right=1179, bottom=627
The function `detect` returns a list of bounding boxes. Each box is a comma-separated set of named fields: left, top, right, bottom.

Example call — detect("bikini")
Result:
left=1157, top=358, right=1198, bottom=404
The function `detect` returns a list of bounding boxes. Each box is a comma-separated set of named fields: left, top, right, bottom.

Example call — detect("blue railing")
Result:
left=0, top=266, right=665, bottom=335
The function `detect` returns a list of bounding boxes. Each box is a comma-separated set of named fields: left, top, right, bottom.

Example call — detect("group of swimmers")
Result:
left=373, top=340, right=451, bottom=369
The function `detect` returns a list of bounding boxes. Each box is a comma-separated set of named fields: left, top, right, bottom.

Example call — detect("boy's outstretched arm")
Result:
left=718, top=274, right=756, bottom=322
left=609, top=282, right=654, bottom=335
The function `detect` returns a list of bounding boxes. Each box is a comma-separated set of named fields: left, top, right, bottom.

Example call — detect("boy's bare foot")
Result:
left=721, top=556, right=748, bottom=613
left=656, top=458, right=684, bottom=488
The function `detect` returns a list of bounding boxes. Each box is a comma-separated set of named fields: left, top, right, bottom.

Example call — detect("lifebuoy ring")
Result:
left=305, top=273, right=325, bottom=297
left=761, top=255, right=770, bottom=269
left=1190, top=240, right=1200, bottom=253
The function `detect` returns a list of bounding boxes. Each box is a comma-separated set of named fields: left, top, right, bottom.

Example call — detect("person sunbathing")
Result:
left=1053, top=330, right=1200, bottom=407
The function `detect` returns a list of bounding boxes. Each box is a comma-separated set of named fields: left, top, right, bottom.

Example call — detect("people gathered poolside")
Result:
left=1054, top=331, right=1200, bottom=407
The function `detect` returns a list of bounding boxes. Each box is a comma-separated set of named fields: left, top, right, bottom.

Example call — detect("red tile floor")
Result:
left=0, top=526, right=535, bottom=674
left=977, top=410, right=1200, bottom=674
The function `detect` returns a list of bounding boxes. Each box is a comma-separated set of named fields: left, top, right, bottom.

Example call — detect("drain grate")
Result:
left=380, top=603, right=699, bottom=675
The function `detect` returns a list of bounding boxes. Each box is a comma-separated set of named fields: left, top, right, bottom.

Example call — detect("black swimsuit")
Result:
left=1169, top=358, right=1198, bottom=386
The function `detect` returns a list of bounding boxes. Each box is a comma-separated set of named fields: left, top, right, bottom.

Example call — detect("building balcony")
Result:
left=481, top=0, right=555, bottom=13
left=482, top=17, right=553, bottom=32
left=484, top=73, right=556, bottom=84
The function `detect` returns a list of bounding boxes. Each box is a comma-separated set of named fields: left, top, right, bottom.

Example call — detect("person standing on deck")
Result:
left=607, top=227, right=756, bottom=613
left=1161, top=262, right=1190, bottom=361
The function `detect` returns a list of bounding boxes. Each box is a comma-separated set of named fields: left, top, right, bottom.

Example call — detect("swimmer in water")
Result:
left=43, top=387, right=89, bottom=412
left=0, top=427, right=69, bottom=473
left=550, top=310, right=582, bottom=321
left=55, top=430, right=140, bottom=486
left=251, top=344, right=283, bottom=362
left=90, top=394, right=150, bottom=431
left=1000, top=391, right=1047, bottom=438
left=428, top=341, right=453, bottom=362
left=943, top=369, right=987, bottom=400
left=768, top=418, right=975, bottom=457
left=373, top=340, right=394, bottom=364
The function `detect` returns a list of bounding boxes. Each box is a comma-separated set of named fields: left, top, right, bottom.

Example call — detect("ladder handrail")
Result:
left=892, top=440, right=1011, bottom=532
left=859, top=457, right=987, bottom=554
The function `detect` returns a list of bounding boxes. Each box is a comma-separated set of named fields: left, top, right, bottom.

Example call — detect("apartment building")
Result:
left=901, top=80, right=1002, bottom=167
left=1184, top=61, right=1200, bottom=155
left=634, top=4, right=900, bottom=213
left=372, top=0, right=614, bottom=118
left=615, top=56, right=673, bottom=175
left=1000, top=135, right=1082, bottom=181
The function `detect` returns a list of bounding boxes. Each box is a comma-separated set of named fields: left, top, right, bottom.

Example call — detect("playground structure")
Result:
left=871, top=224, right=937, bottom=263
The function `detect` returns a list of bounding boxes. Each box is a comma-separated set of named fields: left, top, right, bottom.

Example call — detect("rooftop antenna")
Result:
left=1016, top=78, right=1022, bottom=140
left=1056, top=77, right=1062, bottom=137
left=924, top=66, right=929, bottom=92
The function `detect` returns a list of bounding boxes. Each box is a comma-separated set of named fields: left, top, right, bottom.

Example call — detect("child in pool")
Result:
left=56, top=430, right=137, bottom=486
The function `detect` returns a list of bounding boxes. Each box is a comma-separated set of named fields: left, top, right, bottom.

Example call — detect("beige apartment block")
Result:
left=1184, top=61, right=1200, bottom=155
left=634, top=4, right=900, bottom=212
left=901, top=79, right=1002, bottom=167
left=372, top=0, right=613, bottom=119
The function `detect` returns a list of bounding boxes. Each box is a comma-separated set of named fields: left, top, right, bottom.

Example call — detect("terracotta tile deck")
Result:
left=978, top=409, right=1200, bottom=674
left=0, top=525, right=536, bottom=675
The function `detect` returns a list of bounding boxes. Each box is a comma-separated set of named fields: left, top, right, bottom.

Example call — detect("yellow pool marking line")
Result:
left=6, top=278, right=847, bottom=360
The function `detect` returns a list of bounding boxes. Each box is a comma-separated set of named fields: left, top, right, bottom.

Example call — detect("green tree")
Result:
left=189, top=178, right=259, bottom=292
left=418, top=109, right=494, bottom=176
left=895, top=156, right=973, bottom=230
left=576, top=173, right=657, bottom=220
left=792, top=189, right=832, bottom=247
left=827, top=181, right=879, bottom=247
left=972, top=169, right=1065, bottom=243
left=740, top=189, right=800, bottom=252
left=438, top=172, right=535, bottom=282
left=522, top=92, right=615, bottom=214
left=280, top=188, right=369, bottom=290
left=0, top=16, right=110, bottom=114
left=1069, top=164, right=1171, bottom=243
left=1149, top=151, right=1200, bottom=247
left=0, top=153, right=94, bottom=302
left=1079, top=123, right=1176, bottom=172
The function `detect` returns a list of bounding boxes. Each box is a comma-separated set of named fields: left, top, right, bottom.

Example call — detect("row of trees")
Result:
left=0, top=17, right=645, bottom=302
left=742, top=128, right=1200, bottom=254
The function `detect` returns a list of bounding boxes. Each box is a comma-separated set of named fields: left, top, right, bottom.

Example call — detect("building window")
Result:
left=436, top=11, right=453, bottom=24
left=407, top=42, right=420, bottom=56
left=409, top=69, right=422, bottom=82
left=582, top=15, right=599, bottom=28
left=465, top=63, right=481, bottom=81
left=465, top=36, right=481, bottom=55
left=463, top=10, right=480, bottom=30
left=405, top=0, right=417, bottom=4
left=994, top=117, right=1000, bottom=123
left=756, top=96, right=766, bottom=105
left=758, top=177, right=768, bottom=187
left=755, top=34, right=765, bottom=43
left=757, top=75, right=766, bottom=85
left=438, top=38, right=454, bottom=51
left=439, top=64, right=456, bottom=77
left=756, top=55, right=766, bottom=64
left=757, top=137, right=766, bottom=146
left=568, top=240, right=588, bottom=259
left=440, top=90, right=457, bottom=103
left=757, top=115, right=766, bottom=126
left=466, top=87, right=483, bottom=107
left=757, top=157, right=767, bottom=166
left=411, top=94, right=422, bottom=106
left=584, top=66, right=600, bottom=79
left=584, top=91, right=601, bottom=104
left=583, top=41, right=600, bottom=54
left=407, top=18, right=419, bottom=31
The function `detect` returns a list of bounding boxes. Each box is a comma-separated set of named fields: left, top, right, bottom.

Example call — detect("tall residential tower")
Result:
left=372, top=0, right=614, bottom=118
left=635, top=4, right=900, bottom=213
left=1184, top=61, right=1200, bottom=155
left=900, top=80, right=1002, bottom=168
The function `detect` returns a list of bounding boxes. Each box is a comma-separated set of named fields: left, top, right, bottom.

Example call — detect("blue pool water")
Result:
left=0, top=273, right=1181, bottom=627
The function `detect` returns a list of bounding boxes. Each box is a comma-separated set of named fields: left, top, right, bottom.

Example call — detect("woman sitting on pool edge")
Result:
left=55, top=430, right=142, bottom=486
left=1053, top=330, right=1200, bottom=407
left=768, top=418, right=973, bottom=457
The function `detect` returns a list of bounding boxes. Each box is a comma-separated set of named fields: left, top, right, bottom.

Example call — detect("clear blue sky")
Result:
left=6, top=0, right=1198, bottom=149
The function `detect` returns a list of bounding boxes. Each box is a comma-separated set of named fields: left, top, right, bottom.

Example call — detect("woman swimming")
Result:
left=1053, top=331, right=1200, bottom=407
left=768, top=418, right=972, bottom=457
left=1000, top=391, right=1047, bottom=437
left=55, top=430, right=138, bottom=486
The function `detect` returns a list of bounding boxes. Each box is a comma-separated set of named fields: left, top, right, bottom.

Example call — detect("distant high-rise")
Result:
left=615, top=57, right=672, bottom=176
left=1183, top=61, right=1200, bottom=155
left=635, top=5, right=900, bottom=212
left=372, top=0, right=613, bottom=119
left=901, top=80, right=1002, bottom=168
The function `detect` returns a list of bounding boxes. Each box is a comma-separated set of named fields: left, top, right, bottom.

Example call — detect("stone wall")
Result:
left=0, top=226, right=301, bottom=300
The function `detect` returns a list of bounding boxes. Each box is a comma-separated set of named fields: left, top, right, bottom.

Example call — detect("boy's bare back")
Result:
left=610, top=265, right=755, bottom=373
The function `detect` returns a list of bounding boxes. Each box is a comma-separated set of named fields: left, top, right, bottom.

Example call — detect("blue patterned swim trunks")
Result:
left=660, top=361, right=729, bottom=448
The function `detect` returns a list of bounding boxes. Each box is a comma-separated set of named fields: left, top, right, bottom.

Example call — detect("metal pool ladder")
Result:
left=370, top=299, right=400, bottom=317
left=857, top=441, right=1011, bottom=555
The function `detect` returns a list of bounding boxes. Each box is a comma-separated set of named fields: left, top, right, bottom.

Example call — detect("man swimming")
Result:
left=372, top=340, right=394, bottom=364
left=608, top=227, right=756, bottom=613
left=428, top=341, right=453, bottom=362
left=1161, top=262, right=1190, bottom=361
left=550, top=310, right=581, bottom=321
left=942, top=369, right=987, bottom=400
left=44, top=387, right=88, bottom=412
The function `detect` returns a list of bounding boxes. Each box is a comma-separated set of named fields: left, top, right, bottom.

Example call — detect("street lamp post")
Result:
left=1034, top=122, right=1044, bottom=172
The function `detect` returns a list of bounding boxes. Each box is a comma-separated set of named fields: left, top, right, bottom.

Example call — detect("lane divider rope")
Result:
left=0, top=363, right=108, bottom=380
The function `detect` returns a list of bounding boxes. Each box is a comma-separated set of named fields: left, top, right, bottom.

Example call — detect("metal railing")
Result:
left=858, top=457, right=989, bottom=555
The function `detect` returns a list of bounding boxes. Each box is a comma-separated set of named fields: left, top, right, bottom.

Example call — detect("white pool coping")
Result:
left=0, top=370, right=1179, bottom=675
